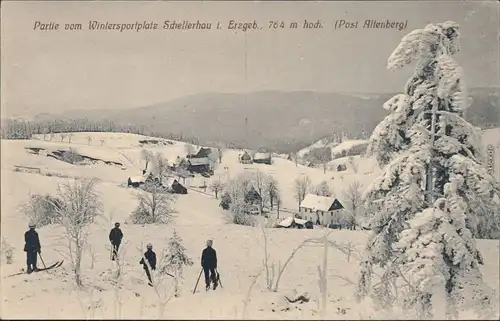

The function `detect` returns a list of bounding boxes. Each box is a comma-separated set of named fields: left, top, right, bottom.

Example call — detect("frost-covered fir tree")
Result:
left=357, top=21, right=500, bottom=319
left=159, top=231, right=193, bottom=297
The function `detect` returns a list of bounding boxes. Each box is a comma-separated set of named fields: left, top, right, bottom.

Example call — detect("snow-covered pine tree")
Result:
left=357, top=21, right=499, bottom=319
left=160, top=231, right=193, bottom=297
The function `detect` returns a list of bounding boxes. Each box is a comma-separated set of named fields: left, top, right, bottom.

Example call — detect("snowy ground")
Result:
left=1, top=132, right=499, bottom=319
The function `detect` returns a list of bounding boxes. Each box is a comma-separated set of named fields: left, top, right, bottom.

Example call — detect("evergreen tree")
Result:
left=357, top=21, right=499, bottom=319
left=160, top=231, right=193, bottom=297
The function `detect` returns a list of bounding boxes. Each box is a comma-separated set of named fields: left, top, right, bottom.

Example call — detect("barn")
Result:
left=171, top=179, right=188, bottom=194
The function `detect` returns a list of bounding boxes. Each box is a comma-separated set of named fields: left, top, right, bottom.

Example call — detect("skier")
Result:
left=24, top=222, right=41, bottom=273
left=140, top=243, right=156, bottom=287
left=201, top=239, right=218, bottom=290
left=108, top=222, right=123, bottom=261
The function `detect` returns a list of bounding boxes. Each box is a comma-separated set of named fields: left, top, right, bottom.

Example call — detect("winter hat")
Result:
left=115, top=222, right=120, bottom=227
left=28, top=221, right=36, bottom=228
left=146, top=243, right=153, bottom=249
left=206, top=239, right=213, bottom=247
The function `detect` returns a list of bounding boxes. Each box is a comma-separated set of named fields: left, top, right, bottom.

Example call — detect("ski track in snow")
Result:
left=1, top=133, right=499, bottom=319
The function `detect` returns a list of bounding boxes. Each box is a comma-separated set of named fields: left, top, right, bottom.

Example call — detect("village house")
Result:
left=299, top=194, right=344, bottom=226
left=164, top=177, right=188, bottom=194
left=186, top=147, right=213, bottom=174
left=253, top=152, right=272, bottom=165
left=239, top=151, right=253, bottom=164
left=277, top=217, right=313, bottom=229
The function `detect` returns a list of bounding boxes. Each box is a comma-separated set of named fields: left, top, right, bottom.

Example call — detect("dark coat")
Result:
left=201, top=246, right=217, bottom=269
left=109, top=227, right=123, bottom=245
left=140, top=249, right=157, bottom=270
left=24, top=229, right=41, bottom=253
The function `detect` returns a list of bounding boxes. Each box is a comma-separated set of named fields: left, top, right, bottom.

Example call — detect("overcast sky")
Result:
left=1, top=1, right=498, bottom=117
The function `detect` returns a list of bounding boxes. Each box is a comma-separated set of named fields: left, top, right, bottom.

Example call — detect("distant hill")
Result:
left=33, top=87, right=500, bottom=153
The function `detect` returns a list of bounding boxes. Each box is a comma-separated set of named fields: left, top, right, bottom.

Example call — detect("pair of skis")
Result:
left=192, top=269, right=223, bottom=293
left=4, top=260, right=64, bottom=278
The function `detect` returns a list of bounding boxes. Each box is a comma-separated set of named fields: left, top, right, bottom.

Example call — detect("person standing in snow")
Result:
left=201, top=239, right=218, bottom=290
left=109, top=222, right=123, bottom=261
left=24, top=222, right=41, bottom=273
left=140, top=243, right=156, bottom=286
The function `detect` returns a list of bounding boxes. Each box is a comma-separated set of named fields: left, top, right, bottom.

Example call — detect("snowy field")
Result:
left=1, top=132, right=499, bottom=319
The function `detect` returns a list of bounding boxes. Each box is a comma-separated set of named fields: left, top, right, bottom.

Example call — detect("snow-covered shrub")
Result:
left=21, top=194, right=63, bottom=227
left=51, top=178, right=103, bottom=286
left=62, top=148, right=84, bottom=164
left=229, top=198, right=257, bottom=227
left=159, top=231, right=193, bottom=297
left=1, top=238, right=15, bottom=264
left=219, top=192, right=232, bottom=210
left=357, top=21, right=499, bottom=318
left=131, top=184, right=175, bottom=225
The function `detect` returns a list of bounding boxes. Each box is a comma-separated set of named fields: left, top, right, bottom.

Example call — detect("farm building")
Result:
left=244, top=186, right=262, bottom=205
left=128, top=173, right=148, bottom=188
left=188, top=157, right=211, bottom=174
left=299, top=194, right=344, bottom=226
left=253, top=152, right=272, bottom=165
left=171, top=179, right=188, bottom=194
left=277, top=217, right=313, bottom=229
left=336, top=164, right=347, bottom=172
left=187, top=147, right=213, bottom=173
left=240, top=151, right=252, bottom=164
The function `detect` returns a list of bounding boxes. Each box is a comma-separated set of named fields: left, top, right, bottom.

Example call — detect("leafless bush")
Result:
left=131, top=185, right=175, bottom=224
left=138, top=243, right=176, bottom=318
left=342, top=180, right=364, bottom=229
left=60, top=133, right=67, bottom=142
left=100, top=139, right=105, bottom=146
left=49, top=178, right=103, bottom=287
left=62, top=148, right=84, bottom=164
left=87, top=136, right=92, bottom=145
left=242, top=267, right=264, bottom=319
left=140, top=149, right=154, bottom=171
left=1, top=238, right=15, bottom=264
left=313, top=180, right=332, bottom=197
left=348, top=156, right=359, bottom=173
left=20, top=193, right=63, bottom=227
left=261, top=225, right=276, bottom=290
left=294, top=175, right=312, bottom=208
left=209, top=178, right=225, bottom=199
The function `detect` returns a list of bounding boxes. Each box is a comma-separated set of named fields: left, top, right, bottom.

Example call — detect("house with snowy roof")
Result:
left=299, top=194, right=344, bottom=226
left=253, top=152, right=272, bottom=165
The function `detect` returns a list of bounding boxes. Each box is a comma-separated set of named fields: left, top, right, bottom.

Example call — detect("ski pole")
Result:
left=38, top=252, right=47, bottom=269
left=192, top=268, right=203, bottom=294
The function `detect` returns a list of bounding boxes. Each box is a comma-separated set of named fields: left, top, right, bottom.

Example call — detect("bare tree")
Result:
left=86, top=136, right=92, bottom=145
left=208, top=148, right=219, bottom=171
left=266, top=175, right=280, bottom=211
left=348, top=156, right=359, bottom=174
left=152, top=152, right=170, bottom=184
left=68, top=133, right=73, bottom=143
left=342, top=180, right=363, bottom=230
left=100, top=139, right=105, bottom=146
left=131, top=185, right=175, bottom=224
left=294, top=175, right=311, bottom=207
left=251, top=170, right=270, bottom=212
left=49, top=132, right=55, bottom=141
left=314, top=181, right=332, bottom=197
left=140, top=149, right=154, bottom=172
left=60, top=133, right=67, bottom=142
left=49, top=178, right=103, bottom=286
left=209, top=177, right=225, bottom=199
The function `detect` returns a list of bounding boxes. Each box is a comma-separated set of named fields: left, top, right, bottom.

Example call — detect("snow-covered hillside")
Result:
left=297, top=138, right=369, bottom=159
left=1, top=132, right=498, bottom=319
